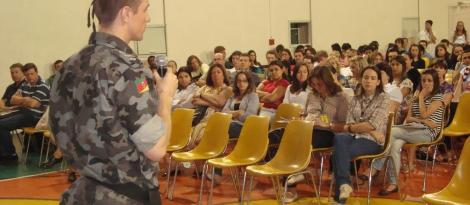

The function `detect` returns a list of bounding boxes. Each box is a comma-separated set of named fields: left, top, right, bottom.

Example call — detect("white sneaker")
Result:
left=282, top=190, right=298, bottom=203
left=339, top=184, right=353, bottom=200
left=286, top=174, right=305, bottom=186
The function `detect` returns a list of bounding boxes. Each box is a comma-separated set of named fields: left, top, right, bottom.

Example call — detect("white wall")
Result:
left=0, top=0, right=459, bottom=90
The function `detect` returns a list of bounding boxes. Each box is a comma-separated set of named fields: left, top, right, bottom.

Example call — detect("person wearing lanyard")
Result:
left=272, top=66, right=350, bottom=203
left=331, top=66, right=390, bottom=204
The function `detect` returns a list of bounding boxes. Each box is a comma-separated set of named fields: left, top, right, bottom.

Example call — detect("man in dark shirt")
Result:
left=0, top=63, right=49, bottom=163
left=0, top=63, right=24, bottom=108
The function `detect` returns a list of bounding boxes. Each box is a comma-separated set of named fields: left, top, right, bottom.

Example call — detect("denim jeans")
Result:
left=0, top=109, right=38, bottom=156
left=372, top=127, right=431, bottom=185
left=332, top=133, right=382, bottom=202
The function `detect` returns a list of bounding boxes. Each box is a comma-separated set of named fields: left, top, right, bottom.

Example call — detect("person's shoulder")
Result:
left=278, top=79, right=290, bottom=86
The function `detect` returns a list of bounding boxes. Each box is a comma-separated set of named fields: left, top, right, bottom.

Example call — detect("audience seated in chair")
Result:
left=222, top=71, right=259, bottom=139
left=257, top=61, right=289, bottom=121
left=190, top=64, right=232, bottom=147
left=369, top=69, right=445, bottom=196
left=0, top=63, right=25, bottom=109
left=0, top=63, right=50, bottom=164
left=172, top=68, right=198, bottom=110
left=331, top=66, right=390, bottom=204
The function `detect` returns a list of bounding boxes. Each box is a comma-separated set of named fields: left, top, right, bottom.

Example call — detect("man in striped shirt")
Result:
left=0, top=63, right=49, bottom=163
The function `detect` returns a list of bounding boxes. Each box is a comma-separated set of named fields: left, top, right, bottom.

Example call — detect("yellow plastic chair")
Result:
left=165, top=108, right=195, bottom=192
left=167, top=112, right=232, bottom=203
left=204, top=115, right=270, bottom=205
left=312, top=146, right=333, bottom=197
left=328, top=113, right=397, bottom=205
left=444, top=93, right=470, bottom=158
left=22, top=127, right=46, bottom=164
left=422, top=137, right=470, bottom=205
left=271, top=103, right=303, bottom=131
left=242, top=120, right=319, bottom=205
left=423, top=57, right=430, bottom=68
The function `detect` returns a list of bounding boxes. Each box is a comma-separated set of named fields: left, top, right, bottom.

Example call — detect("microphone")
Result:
left=155, top=55, right=167, bottom=77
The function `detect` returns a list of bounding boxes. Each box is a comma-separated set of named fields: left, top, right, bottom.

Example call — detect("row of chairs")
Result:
left=165, top=107, right=319, bottom=205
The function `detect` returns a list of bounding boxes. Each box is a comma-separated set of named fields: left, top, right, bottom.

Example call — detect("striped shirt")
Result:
left=410, top=93, right=444, bottom=139
left=18, top=77, right=50, bottom=118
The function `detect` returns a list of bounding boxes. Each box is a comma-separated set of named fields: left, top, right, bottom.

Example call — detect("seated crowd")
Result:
left=1, top=20, right=469, bottom=204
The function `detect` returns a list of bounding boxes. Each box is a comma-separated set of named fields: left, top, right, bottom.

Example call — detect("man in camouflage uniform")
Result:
left=49, top=0, right=177, bottom=204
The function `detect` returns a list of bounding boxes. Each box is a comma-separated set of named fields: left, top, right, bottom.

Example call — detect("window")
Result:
left=290, top=22, right=310, bottom=45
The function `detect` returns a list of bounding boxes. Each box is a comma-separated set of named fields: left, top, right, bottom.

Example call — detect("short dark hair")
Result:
left=425, top=20, right=433, bottom=26
left=239, top=53, right=250, bottom=59
left=309, top=66, right=342, bottom=96
left=206, top=64, right=229, bottom=87
left=54, top=60, right=63, bottom=66
left=9, top=63, right=23, bottom=70
left=342, top=43, right=352, bottom=51
left=22, top=63, right=38, bottom=73
left=232, top=71, right=255, bottom=97
left=93, top=0, right=142, bottom=27
left=214, top=46, right=225, bottom=54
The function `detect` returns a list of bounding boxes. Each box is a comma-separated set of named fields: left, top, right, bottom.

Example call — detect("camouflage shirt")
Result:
left=50, top=32, right=165, bottom=204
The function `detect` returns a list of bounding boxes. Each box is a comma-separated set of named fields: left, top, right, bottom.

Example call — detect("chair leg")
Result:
left=229, top=167, right=240, bottom=198
left=306, top=170, right=320, bottom=204
left=240, top=171, right=248, bottom=205
left=318, top=153, right=325, bottom=197
left=328, top=169, right=334, bottom=202
left=38, top=135, right=46, bottom=167
left=168, top=161, right=180, bottom=200
left=208, top=165, right=216, bottom=205
left=247, top=175, right=254, bottom=204
left=366, top=160, right=375, bottom=205
left=166, top=155, right=173, bottom=196
left=23, top=134, right=32, bottom=164
left=198, top=162, right=208, bottom=205
left=423, top=146, right=431, bottom=193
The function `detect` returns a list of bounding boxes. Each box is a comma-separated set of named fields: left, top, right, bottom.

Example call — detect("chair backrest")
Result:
left=192, top=112, right=232, bottom=156
left=268, top=120, right=313, bottom=172
left=447, top=93, right=470, bottom=131
left=380, top=112, right=395, bottom=154
left=271, top=103, right=303, bottom=130
left=227, top=115, right=270, bottom=162
left=168, top=108, right=195, bottom=149
left=445, top=137, right=470, bottom=199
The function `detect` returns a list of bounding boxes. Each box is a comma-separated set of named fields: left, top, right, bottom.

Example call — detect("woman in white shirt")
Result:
left=453, top=21, right=468, bottom=45
left=172, top=68, right=198, bottom=109
left=282, top=63, right=310, bottom=109
left=376, top=62, right=403, bottom=114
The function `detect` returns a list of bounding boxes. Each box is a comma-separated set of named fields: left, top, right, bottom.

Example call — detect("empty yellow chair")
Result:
left=444, top=93, right=470, bottom=161
left=444, top=93, right=470, bottom=137
left=204, top=115, right=270, bottom=204
left=422, top=137, right=470, bottom=205
left=167, top=112, right=232, bottom=203
left=271, top=103, right=302, bottom=131
left=165, top=108, right=195, bottom=192
left=242, top=120, right=319, bottom=205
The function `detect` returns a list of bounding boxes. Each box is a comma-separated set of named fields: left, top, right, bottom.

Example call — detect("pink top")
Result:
left=261, top=79, right=290, bottom=109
